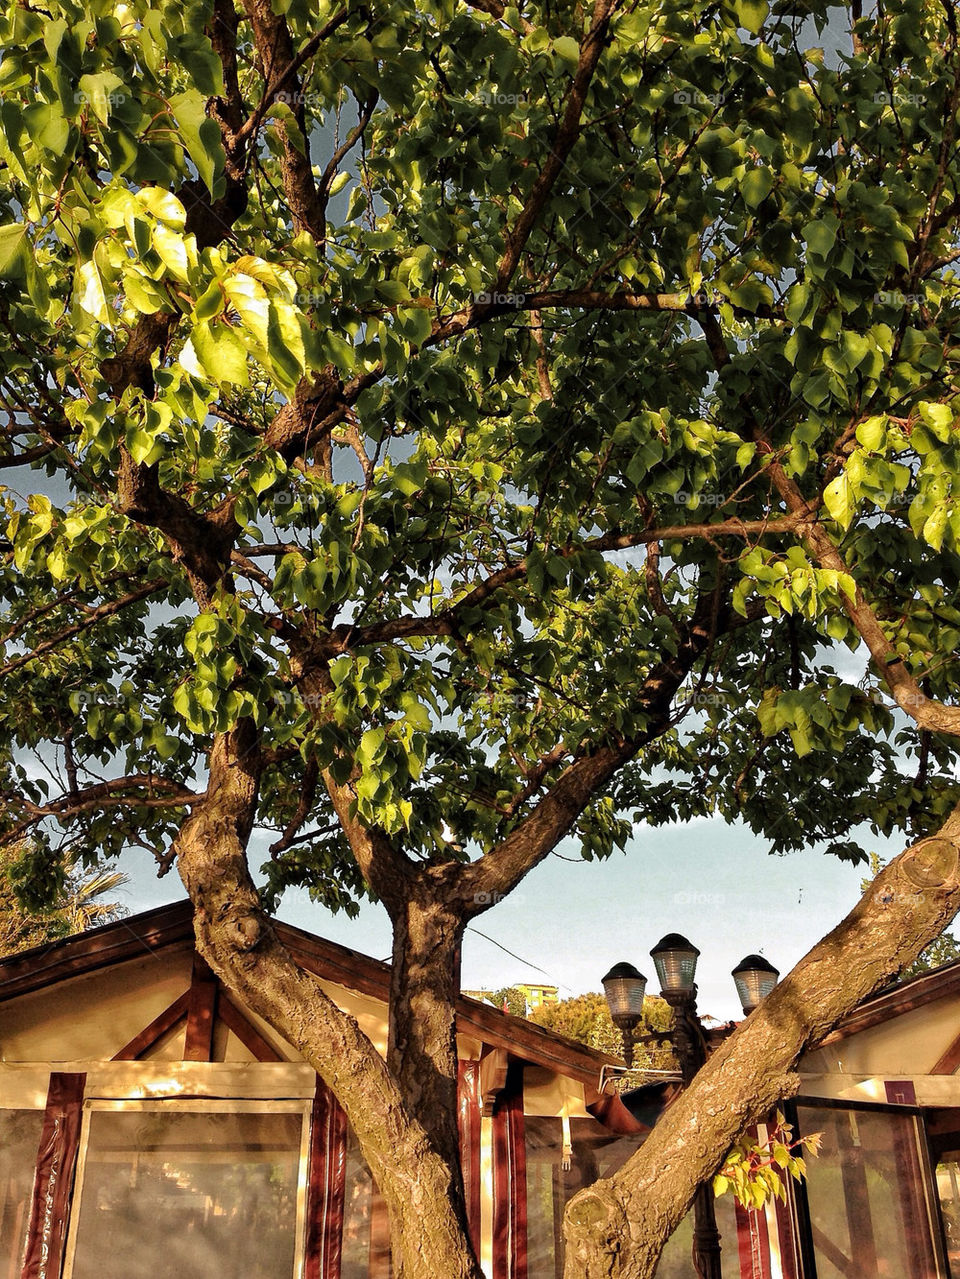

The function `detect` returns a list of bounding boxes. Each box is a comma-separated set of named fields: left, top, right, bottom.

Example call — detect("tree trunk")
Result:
left=562, top=813, right=960, bottom=1279
left=175, top=726, right=483, bottom=1279
left=388, top=888, right=471, bottom=1215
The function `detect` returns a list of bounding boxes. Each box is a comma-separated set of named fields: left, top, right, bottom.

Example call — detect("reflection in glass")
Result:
left=0, top=1108, right=44, bottom=1279
left=936, top=1158, right=960, bottom=1277
left=67, top=1107, right=304, bottom=1279
left=342, top=1124, right=392, bottom=1279
left=798, top=1104, right=939, bottom=1279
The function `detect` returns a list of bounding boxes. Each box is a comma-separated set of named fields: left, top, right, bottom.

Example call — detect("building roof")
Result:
left=0, top=899, right=613, bottom=1085
left=819, top=955, right=960, bottom=1045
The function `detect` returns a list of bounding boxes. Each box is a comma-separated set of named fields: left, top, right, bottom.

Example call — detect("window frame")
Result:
left=61, top=1097, right=313, bottom=1279
left=789, top=1095, right=950, bottom=1279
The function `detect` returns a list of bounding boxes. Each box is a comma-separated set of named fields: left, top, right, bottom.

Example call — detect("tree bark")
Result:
left=175, top=724, right=483, bottom=1279
left=388, top=879, right=475, bottom=1245
left=562, top=812, right=960, bottom=1279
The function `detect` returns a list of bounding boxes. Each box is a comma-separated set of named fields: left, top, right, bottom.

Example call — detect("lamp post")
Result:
left=602, top=938, right=780, bottom=1279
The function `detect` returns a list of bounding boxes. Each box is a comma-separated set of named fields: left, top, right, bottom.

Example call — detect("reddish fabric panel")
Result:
left=888, top=1108, right=939, bottom=1279
left=733, top=1199, right=773, bottom=1279
left=585, top=1083, right=681, bottom=1136
left=492, top=1063, right=527, bottom=1279
left=458, top=1060, right=482, bottom=1254
left=304, top=1078, right=348, bottom=1279
left=21, top=1072, right=86, bottom=1279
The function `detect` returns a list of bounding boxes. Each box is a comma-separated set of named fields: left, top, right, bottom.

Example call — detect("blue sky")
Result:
left=125, top=811, right=906, bottom=1022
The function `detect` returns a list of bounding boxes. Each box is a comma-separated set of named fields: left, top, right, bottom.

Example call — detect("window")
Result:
left=63, top=1101, right=309, bottom=1279
left=651, top=1192, right=739, bottom=1279
left=524, top=1114, right=763, bottom=1279
left=935, top=1155, right=960, bottom=1278
left=797, top=1103, right=942, bottom=1279
left=341, top=1124, right=392, bottom=1279
left=0, top=1107, right=44, bottom=1279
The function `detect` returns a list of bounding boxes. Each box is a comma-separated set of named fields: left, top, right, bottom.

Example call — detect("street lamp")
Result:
left=650, top=933, right=700, bottom=996
left=601, top=940, right=779, bottom=1279
left=601, top=962, right=647, bottom=1067
left=732, top=954, right=780, bottom=1016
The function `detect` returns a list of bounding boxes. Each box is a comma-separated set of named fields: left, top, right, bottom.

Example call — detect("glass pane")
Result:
left=0, top=1108, right=44, bottom=1279
left=525, top=1118, right=664, bottom=1278
left=652, top=1181, right=737, bottom=1278
left=341, top=1125, right=392, bottom=1279
left=67, top=1108, right=303, bottom=1279
left=935, top=1158, right=960, bottom=1277
left=798, top=1104, right=939, bottom=1279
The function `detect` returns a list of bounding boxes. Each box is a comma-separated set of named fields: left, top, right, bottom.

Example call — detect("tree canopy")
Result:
left=3, top=0, right=960, bottom=1273
left=3, top=0, right=959, bottom=893
left=0, top=842, right=128, bottom=955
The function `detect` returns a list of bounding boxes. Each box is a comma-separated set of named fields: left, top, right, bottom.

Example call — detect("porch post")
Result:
left=20, top=1072, right=86, bottom=1279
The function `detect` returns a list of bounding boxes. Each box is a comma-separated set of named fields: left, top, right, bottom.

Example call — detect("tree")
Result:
left=903, top=931, right=960, bottom=978
left=490, top=985, right=530, bottom=1017
left=0, top=842, right=129, bottom=956
left=2, top=0, right=960, bottom=1274
left=529, top=990, right=674, bottom=1071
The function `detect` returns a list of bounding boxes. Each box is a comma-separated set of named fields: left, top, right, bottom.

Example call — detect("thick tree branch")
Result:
left=457, top=585, right=742, bottom=908
left=116, top=448, right=238, bottom=605
left=319, top=516, right=809, bottom=652
left=513, top=288, right=781, bottom=322
left=767, top=459, right=960, bottom=736
left=0, top=776, right=198, bottom=847
left=695, top=299, right=960, bottom=738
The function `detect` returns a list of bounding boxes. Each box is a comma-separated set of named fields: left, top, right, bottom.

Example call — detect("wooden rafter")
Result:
left=112, top=989, right=190, bottom=1061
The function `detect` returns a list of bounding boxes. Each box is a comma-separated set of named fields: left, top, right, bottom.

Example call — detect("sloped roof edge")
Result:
left=0, top=899, right=613, bottom=1083
left=819, top=955, right=960, bottom=1045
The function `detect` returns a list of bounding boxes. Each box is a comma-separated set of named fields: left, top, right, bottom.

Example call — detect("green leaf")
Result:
left=553, top=35, right=581, bottom=65
left=738, top=0, right=768, bottom=33
left=742, top=167, right=774, bottom=209
left=0, top=222, right=27, bottom=276
left=169, top=89, right=225, bottom=197
left=152, top=223, right=190, bottom=281
left=823, top=473, right=854, bottom=529
left=184, top=320, right=250, bottom=387
left=75, top=259, right=113, bottom=327
left=804, top=219, right=837, bottom=258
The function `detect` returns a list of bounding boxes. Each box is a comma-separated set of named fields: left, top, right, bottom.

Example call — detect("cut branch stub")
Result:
left=564, top=1188, right=629, bottom=1279
left=899, top=837, right=960, bottom=889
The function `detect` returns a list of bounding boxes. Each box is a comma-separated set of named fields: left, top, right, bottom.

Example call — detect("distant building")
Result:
left=461, top=983, right=560, bottom=1014
left=515, top=982, right=559, bottom=1011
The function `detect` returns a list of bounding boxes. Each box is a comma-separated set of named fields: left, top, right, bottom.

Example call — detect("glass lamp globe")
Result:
left=601, top=962, right=647, bottom=1023
left=650, top=933, right=700, bottom=995
left=732, top=954, right=780, bottom=1014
